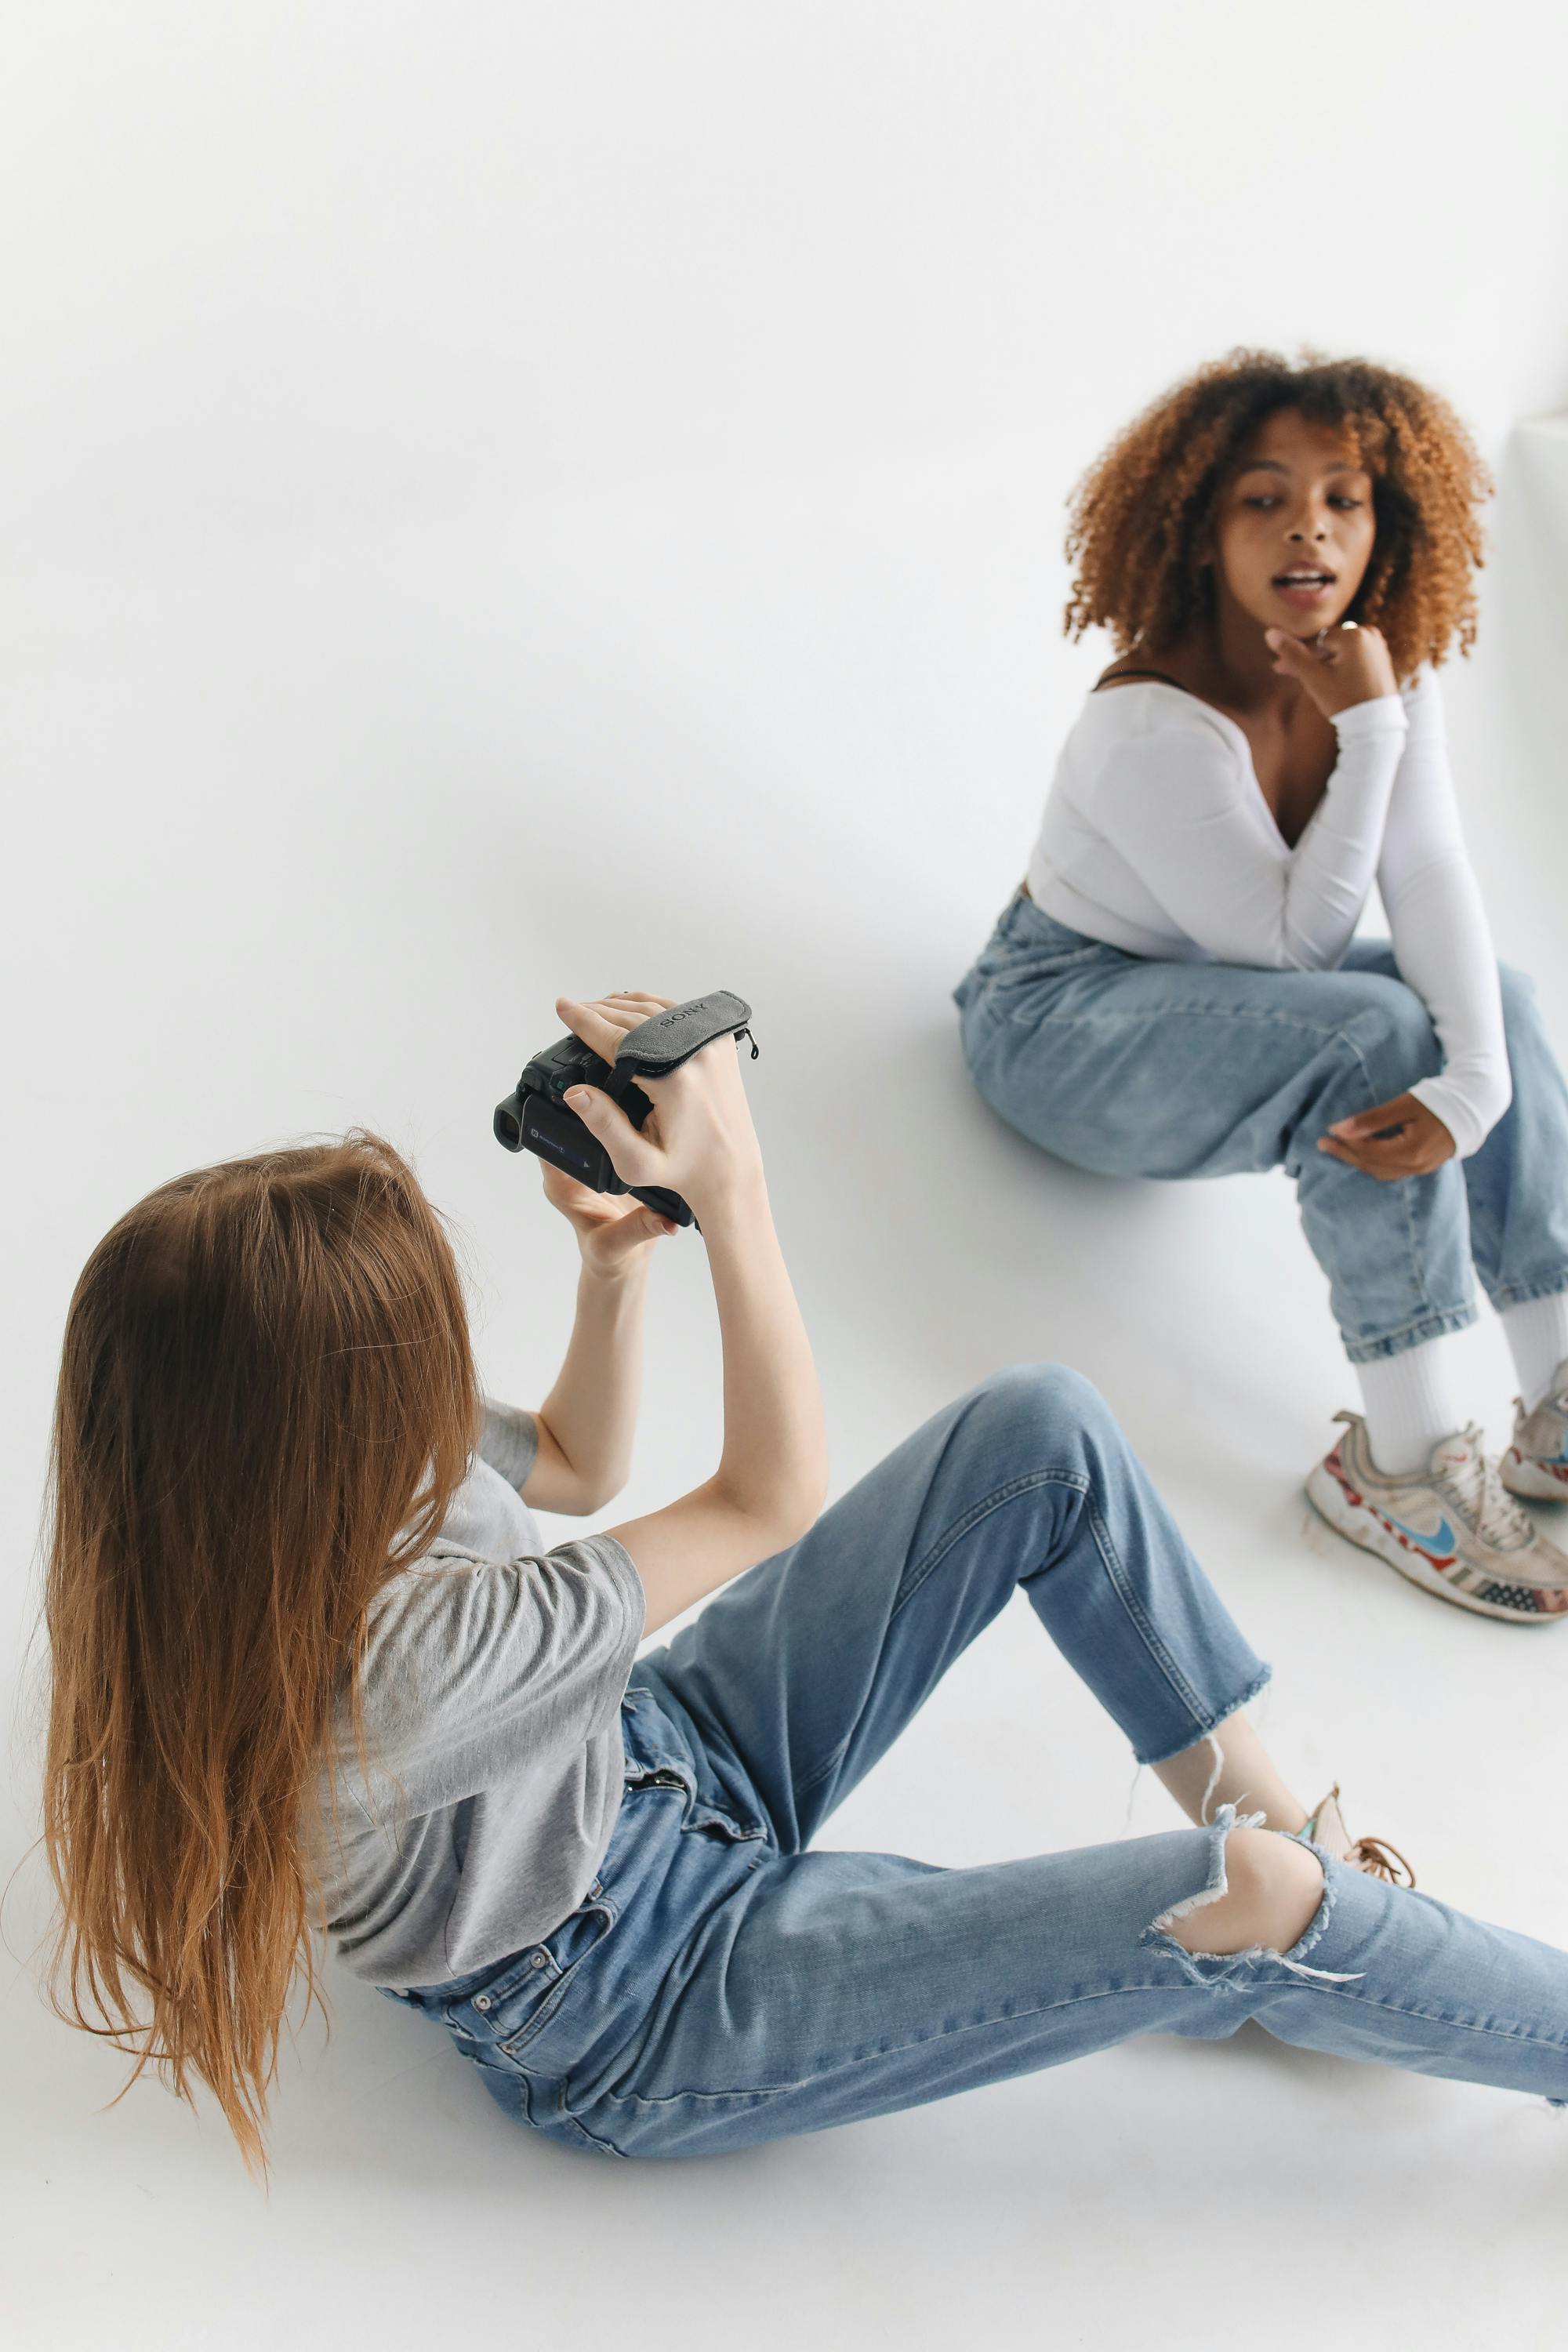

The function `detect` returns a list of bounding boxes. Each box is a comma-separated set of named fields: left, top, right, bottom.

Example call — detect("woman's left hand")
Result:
left=538, top=1158, right=677, bottom=1272
left=1318, top=1093, right=1457, bottom=1180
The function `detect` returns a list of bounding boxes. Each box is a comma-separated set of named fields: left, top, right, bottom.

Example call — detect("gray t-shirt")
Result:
left=319, top=1399, right=645, bottom=1987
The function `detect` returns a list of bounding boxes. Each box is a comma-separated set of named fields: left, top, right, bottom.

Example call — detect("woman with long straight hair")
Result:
left=954, top=351, right=1568, bottom=1621
left=40, top=993, right=1568, bottom=2170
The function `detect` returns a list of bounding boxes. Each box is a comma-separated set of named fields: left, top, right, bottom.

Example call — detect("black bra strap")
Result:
left=1092, top=668, right=1196, bottom=695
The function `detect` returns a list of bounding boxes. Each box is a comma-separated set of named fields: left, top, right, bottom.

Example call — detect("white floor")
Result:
left=6, top=9, right=1568, bottom=2339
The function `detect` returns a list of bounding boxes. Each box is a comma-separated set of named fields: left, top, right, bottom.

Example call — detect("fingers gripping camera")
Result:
left=493, top=990, right=758, bottom=1229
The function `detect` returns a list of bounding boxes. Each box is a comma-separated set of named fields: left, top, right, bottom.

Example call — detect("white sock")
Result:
left=1354, top=1338, right=1465, bottom=1476
left=1499, top=1292, right=1568, bottom=1414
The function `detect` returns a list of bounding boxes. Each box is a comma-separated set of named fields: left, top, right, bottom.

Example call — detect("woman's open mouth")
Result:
left=1271, top=568, right=1338, bottom=608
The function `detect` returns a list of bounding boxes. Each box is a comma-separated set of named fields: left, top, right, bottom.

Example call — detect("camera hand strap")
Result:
left=612, top=989, right=758, bottom=1080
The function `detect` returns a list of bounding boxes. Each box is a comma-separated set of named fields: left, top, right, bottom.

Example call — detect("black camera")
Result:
left=493, top=990, right=757, bottom=1230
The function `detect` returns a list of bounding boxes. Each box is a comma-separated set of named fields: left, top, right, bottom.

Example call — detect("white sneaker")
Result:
left=1306, top=1411, right=1568, bottom=1624
left=1500, top=1359, right=1568, bottom=1502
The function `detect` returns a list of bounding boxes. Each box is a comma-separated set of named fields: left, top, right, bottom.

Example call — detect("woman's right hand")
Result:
left=1265, top=621, right=1398, bottom=719
left=554, top=991, right=766, bottom=1215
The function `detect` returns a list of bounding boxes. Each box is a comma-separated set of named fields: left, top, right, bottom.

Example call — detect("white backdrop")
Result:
left=5, top=8, right=1568, bottom=2348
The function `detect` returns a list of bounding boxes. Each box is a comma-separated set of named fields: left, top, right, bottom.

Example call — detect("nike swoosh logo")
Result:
left=1381, top=1510, right=1457, bottom=1555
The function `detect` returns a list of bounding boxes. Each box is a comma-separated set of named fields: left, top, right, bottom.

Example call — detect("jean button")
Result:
left=474, top=1994, right=491, bottom=2011
left=531, top=1953, right=548, bottom=1969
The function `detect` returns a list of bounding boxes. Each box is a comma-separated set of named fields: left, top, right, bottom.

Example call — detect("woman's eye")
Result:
left=1243, top=495, right=1279, bottom=510
left=1329, top=495, right=1363, bottom=510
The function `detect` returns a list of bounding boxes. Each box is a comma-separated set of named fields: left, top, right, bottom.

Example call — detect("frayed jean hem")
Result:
left=1132, top=1663, right=1274, bottom=1771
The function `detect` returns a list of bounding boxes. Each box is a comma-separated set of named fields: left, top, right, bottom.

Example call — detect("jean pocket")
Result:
left=622, top=1762, right=768, bottom=1847
left=619, top=1679, right=768, bottom=1846
left=453, top=1894, right=616, bottom=2060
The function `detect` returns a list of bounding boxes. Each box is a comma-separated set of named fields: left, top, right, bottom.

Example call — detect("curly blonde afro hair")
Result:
left=1063, top=350, right=1491, bottom=683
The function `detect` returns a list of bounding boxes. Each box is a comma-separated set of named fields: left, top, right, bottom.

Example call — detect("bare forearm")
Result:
left=698, top=1175, right=828, bottom=1537
left=562, top=992, right=828, bottom=1620
left=535, top=1258, right=651, bottom=1507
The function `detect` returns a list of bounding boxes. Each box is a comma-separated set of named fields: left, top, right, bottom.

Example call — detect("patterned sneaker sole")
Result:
left=1499, top=1448, right=1568, bottom=1502
left=1305, top=1461, right=1568, bottom=1625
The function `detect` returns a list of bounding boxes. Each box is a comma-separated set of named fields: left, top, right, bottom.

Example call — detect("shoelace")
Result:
left=1434, top=1424, right=1537, bottom=1551
left=1346, top=1835, right=1417, bottom=1889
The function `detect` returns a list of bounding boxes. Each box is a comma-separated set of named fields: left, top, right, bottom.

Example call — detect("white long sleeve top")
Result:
left=1025, top=669, right=1510, bottom=1158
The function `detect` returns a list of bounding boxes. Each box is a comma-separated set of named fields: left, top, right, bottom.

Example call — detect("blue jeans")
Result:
left=386, top=1367, right=1568, bottom=2156
left=953, top=888, right=1568, bottom=1363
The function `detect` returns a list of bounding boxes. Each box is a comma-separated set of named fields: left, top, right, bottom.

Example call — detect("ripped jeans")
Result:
left=387, top=1367, right=1568, bottom=2155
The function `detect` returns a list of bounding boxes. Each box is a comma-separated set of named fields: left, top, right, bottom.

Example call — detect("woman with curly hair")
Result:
left=954, top=353, right=1568, bottom=1622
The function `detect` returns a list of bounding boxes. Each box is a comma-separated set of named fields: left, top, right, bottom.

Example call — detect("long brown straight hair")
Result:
left=40, top=1133, right=479, bottom=2173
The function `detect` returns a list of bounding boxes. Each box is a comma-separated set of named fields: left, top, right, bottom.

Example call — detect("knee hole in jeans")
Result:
left=1165, top=1828, right=1325, bottom=1958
